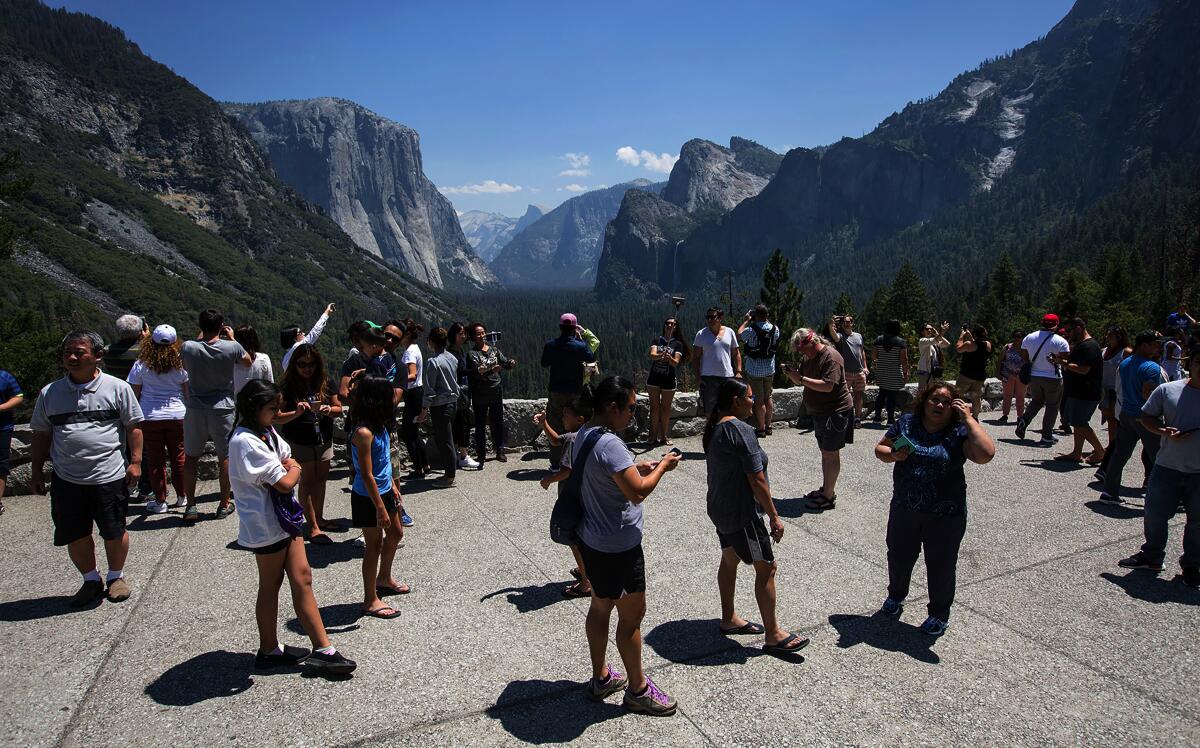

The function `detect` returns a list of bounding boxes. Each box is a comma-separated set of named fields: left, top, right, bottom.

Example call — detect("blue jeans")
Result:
left=1140, top=464, right=1200, bottom=569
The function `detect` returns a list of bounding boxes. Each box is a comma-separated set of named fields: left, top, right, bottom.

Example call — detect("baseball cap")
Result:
left=151, top=324, right=177, bottom=345
left=1134, top=329, right=1163, bottom=347
left=560, top=313, right=578, bottom=326
left=360, top=326, right=387, bottom=345
left=1041, top=313, right=1059, bottom=327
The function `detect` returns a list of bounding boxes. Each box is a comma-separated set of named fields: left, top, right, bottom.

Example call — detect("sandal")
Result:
left=663, top=438, right=674, bottom=446
left=720, top=621, right=765, bottom=636
left=376, top=583, right=412, bottom=596
left=805, top=493, right=837, bottom=511
left=569, top=568, right=582, bottom=580
left=215, top=504, right=235, bottom=519
left=562, top=582, right=592, bottom=598
left=763, top=632, right=809, bottom=655
left=363, top=605, right=401, bottom=619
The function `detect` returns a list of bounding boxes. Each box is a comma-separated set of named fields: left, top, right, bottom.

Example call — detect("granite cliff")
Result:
left=458, top=204, right=545, bottom=263
left=224, top=98, right=496, bottom=290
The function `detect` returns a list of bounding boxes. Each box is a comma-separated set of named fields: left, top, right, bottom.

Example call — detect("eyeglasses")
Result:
left=928, top=397, right=952, bottom=407
left=384, top=334, right=401, bottom=343
left=665, top=321, right=677, bottom=327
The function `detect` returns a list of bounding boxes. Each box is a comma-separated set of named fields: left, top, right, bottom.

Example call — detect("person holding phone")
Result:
left=702, top=378, right=806, bottom=654
left=874, top=381, right=995, bottom=637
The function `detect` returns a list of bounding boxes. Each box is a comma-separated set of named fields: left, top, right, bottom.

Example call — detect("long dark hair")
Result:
left=447, top=321, right=466, bottom=350
left=579, top=376, right=636, bottom=421
left=663, top=317, right=691, bottom=365
left=234, top=325, right=262, bottom=356
left=702, top=378, right=750, bottom=451
left=233, top=379, right=281, bottom=437
left=350, top=374, right=396, bottom=434
left=281, top=343, right=328, bottom=405
left=910, top=380, right=964, bottom=426
left=400, top=317, right=423, bottom=344
left=1104, top=326, right=1129, bottom=359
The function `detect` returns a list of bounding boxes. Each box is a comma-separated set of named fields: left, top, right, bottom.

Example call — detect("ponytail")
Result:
left=701, top=378, right=751, bottom=452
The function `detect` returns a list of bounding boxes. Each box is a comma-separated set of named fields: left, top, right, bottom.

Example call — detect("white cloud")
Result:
left=559, top=168, right=590, bottom=177
left=615, top=146, right=678, bottom=174
left=556, top=183, right=607, bottom=193
left=559, top=152, right=591, bottom=177
left=439, top=180, right=523, bottom=195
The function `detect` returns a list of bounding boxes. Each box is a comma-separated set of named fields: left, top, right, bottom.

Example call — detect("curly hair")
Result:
left=910, top=380, right=964, bottom=422
left=137, top=339, right=183, bottom=374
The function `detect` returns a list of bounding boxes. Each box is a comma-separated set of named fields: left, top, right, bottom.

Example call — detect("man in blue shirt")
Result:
left=0, top=367, right=24, bottom=514
left=1165, top=304, right=1195, bottom=337
left=541, top=313, right=598, bottom=469
left=1101, top=330, right=1165, bottom=502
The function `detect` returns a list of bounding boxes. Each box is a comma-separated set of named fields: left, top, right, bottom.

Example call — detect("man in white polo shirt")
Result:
left=30, top=331, right=144, bottom=608
left=1016, top=313, right=1071, bottom=445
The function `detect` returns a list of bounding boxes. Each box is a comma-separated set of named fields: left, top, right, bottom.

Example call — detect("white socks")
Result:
left=105, top=570, right=124, bottom=583
left=82, top=570, right=101, bottom=582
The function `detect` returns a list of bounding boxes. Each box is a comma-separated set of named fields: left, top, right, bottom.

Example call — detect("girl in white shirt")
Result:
left=233, top=325, right=274, bottom=395
left=228, top=379, right=355, bottom=675
left=128, top=324, right=189, bottom=513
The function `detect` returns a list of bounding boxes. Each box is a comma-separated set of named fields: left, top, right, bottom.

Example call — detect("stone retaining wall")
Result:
left=4, top=378, right=1008, bottom=494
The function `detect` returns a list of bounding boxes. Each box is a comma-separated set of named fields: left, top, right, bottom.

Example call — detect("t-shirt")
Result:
left=559, top=431, right=578, bottom=469
left=705, top=419, right=768, bottom=534
left=574, top=425, right=639, bottom=553
left=1141, top=379, right=1200, bottom=473
left=1119, top=355, right=1165, bottom=417
left=181, top=339, right=247, bottom=410
left=401, top=344, right=424, bottom=388
left=1021, top=330, right=1070, bottom=379
left=1064, top=338, right=1103, bottom=401
left=801, top=345, right=854, bottom=416
left=468, top=346, right=512, bottom=403
left=873, top=335, right=908, bottom=391
left=103, top=338, right=141, bottom=382
left=233, top=352, right=273, bottom=395
left=541, top=335, right=598, bottom=394
left=835, top=332, right=866, bottom=374
left=885, top=413, right=969, bottom=516
left=126, top=362, right=188, bottom=421
left=229, top=426, right=292, bottom=549
left=1162, top=340, right=1183, bottom=381
left=649, top=337, right=683, bottom=377
left=0, top=369, right=23, bottom=431
left=1166, top=312, right=1191, bottom=335
left=693, top=326, right=738, bottom=378
left=1102, top=348, right=1125, bottom=390
left=30, top=373, right=144, bottom=484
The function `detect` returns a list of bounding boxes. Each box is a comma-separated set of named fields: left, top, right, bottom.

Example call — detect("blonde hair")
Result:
left=790, top=327, right=826, bottom=350
left=137, top=340, right=183, bottom=374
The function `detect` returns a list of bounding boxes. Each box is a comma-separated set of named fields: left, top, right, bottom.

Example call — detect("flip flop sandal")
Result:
left=562, top=582, right=592, bottom=598
left=363, top=606, right=401, bottom=619
left=720, top=621, right=765, bottom=636
left=805, top=494, right=837, bottom=511
left=376, top=583, right=412, bottom=596
left=569, top=568, right=582, bottom=580
left=763, top=632, right=809, bottom=655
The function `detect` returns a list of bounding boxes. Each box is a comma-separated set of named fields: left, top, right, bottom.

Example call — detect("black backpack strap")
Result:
left=565, top=428, right=607, bottom=491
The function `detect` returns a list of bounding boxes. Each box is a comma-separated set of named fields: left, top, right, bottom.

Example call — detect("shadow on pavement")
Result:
left=145, top=650, right=263, bottom=705
left=828, top=612, right=940, bottom=664
left=644, top=618, right=753, bottom=665
left=506, top=468, right=547, bottom=482
left=521, top=450, right=550, bottom=462
left=303, top=538, right=365, bottom=569
left=774, top=496, right=818, bottom=518
left=1084, top=500, right=1143, bottom=520
left=1100, top=572, right=1199, bottom=606
left=0, top=594, right=94, bottom=621
left=1018, top=458, right=1090, bottom=474
left=285, top=602, right=364, bottom=635
left=125, top=512, right=187, bottom=532
left=480, top=582, right=567, bottom=613
left=486, top=678, right=622, bottom=743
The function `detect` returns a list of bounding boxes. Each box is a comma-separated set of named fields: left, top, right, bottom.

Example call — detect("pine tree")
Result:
left=832, top=291, right=856, bottom=317
left=883, top=261, right=934, bottom=329
left=0, top=150, right=31, bottom=259
left=759, top=248, right=804, bottom=336
left=976, top=251, right=1030, bottom=336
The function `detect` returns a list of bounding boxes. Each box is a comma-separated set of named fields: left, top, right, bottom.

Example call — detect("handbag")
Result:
left=1018, top=332, right=1052, bottom=386
left=549, top=427, right=606, bottom=546
left=263, top=429, right=306, bottom=537
left=929, top=344, right=945, bottom=379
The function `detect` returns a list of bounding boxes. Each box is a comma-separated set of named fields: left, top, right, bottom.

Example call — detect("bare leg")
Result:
left=753, top=559, right=787, bottom=644
left=283, top=537, right=332, bottom=650
left=67, top=535, right=98, bottom=574
left=253, top=546, right=287, bottom=653
left=217, top=457, right=231, bottom=508
left=570, top=544, right=592, bottom=592
left=312, top=459, right=331, bottom=524
left=613, top=592, right=648, bottom=692
left=660, top=390, right=675, bottom=443
left=376, top=511, right=405, bottom=588
left=297, top=462, right=325, bottom=539
left=647, top=387, right=661, bottom=442
left=717, top=547, right=748, bottom=629
left=1014, top=382, right=1026, bottom=421
left=102, top=531, right=129, bottom=572
left=585, top=595, right=615, bottom=680
left=820, top=449, right=841, bottom=499
left=184, top=455, right=199, bottom=506
left=361, top=527, right=383, bottom=611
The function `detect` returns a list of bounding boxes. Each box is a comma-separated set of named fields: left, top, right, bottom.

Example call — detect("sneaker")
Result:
left=623, top=677, right=677, bottom=716
left=457, top=455, right=481, bottom=470
left=1014, top=418, right=1027, bottom=440
left=1117, top=552, right=1163, bottom=572
left=145, top=499, right=168, bottom=514
left=303, top=648, right=357, bottom=675
left=106, top=577, right=131, bottom=602
left=496, top=452, right=508, bottom=463
left=171, top=495, right=187, bottom=508
left=400, top=513, right=414, bottom=527
left=215, top=503, right=235, bottom=519
left=854, top=418, right=863, bottom=428
left=1098, top=491, right=1121, bottom=504
left=919, top=616, right=949, bottom=637
left=1059, top=425, right=1073, bottom=435
left=1093, top=469, right=1106, bottom=483
left=256, top=644, right=311, bottom=668
left=69, top=579, right=105, bottom=608
left=183, top=504, right=200, bottom=523
left=1182, top=567, right=1200, bottom=588
left=881, top=597, right=903, bottom=617
left=432, top=477, right=455, bottom=489
left=1037, top=436, right=1057, bottom=446
left=587, top=665, right=628, bottom=701
left=997, top=415, right=1009, bottom=424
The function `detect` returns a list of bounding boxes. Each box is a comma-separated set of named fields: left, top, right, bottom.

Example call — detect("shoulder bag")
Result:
left=549, top=427, right=607, bottom=546
left=264, top=429, right=306, bottom=537
left=1019, top=333, right=1052, bottom=386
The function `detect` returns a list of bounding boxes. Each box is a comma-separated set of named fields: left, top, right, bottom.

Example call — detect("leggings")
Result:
left=401, top=386, right=428, bottom=472
left=874, top=389, right=900, bottom=421
left=474, top=399, right=505, bottom=460
left=886, top=504, right=968, bottom=621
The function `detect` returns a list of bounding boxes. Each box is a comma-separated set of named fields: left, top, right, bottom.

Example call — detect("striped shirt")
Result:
left=873, top=336, right=908, bottom=392
left=30, top=372, right=143, bottom=484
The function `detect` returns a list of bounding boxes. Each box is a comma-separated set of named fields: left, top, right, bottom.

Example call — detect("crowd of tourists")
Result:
left=3, top=298, right=1195, bottom=714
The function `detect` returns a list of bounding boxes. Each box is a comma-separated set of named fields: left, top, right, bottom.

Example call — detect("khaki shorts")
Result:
left=845, top=371, right=867, bottom=393
left=289, top=441, right=334, bottom=463
left=748, top=375, right=773, bottom=404
left=956, top=375, right=984, bottom=399
left=183, top=408, right=234, bottom=458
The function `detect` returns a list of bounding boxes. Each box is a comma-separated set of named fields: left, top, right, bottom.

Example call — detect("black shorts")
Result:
left=717, top=515, right=775, bottom=565
left=50, top=474, right=129, bottom=546
left=251, top=536, right=295, bottom=555
left=351, top=488, right=399, bottom=528
left=813, top=410, right=854, bottom=452
left=646, top=368, right=677, bottom=391
left=0, top=429, right=11, bottom=477
left=578, top=542, right=646, bottom=600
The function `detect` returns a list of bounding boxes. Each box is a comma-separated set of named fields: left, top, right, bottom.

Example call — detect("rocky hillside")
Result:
left=489, top=180, right=662, bottom=287
left=224, top=98, right=496, bottom=290
left=457, top=204, right=545, bottom=263
left=660, top=137, right=781, bottom=213
left=0, top=0, right=463, bottom=366
left=596, top=0, right=1193, bottom=302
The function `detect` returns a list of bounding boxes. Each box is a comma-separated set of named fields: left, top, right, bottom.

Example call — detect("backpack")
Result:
left=745, top=322, right=781, bottom=360
left=548, top=427, right=607, bottom=546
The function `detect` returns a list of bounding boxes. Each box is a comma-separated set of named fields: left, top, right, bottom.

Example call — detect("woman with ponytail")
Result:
left=571, top=376, right=681, bottom=716
left=702, top=378, right=806, bottom=654
left=228, top=380, right=355, bottom=675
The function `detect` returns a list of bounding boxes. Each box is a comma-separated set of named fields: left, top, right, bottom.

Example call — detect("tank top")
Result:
left=1102, top=348, right=1125, bottom=390
left=960, top=341, right=990, bottom=381
left=350, top=428, right=393, bottom=495
left=999, top=344, right=1023, bottom=380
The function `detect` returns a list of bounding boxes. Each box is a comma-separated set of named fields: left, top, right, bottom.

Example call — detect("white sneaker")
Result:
left=145, top=499, right=168, bottom=514
left=457, top=455, right=481, bottom=470
left=353, top=535, right=366, bottom=546
left=170, top=495, right=187, bottom=509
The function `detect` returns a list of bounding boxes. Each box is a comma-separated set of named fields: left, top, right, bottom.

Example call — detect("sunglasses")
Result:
left=384, top=333, right=401, bottom=342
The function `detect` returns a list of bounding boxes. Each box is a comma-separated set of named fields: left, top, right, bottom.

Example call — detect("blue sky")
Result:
left=58, top=0, right=1075, bottom=216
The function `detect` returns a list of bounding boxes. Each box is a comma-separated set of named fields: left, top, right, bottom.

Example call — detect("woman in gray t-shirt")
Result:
left=572, top=376, right=681, bottom=716
left=702, top=378, right=807, bottom=655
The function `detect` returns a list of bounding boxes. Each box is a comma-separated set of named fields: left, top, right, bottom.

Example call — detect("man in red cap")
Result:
left=541, top=313, right=599, bottom=469
left=1016, top=313, right=1071, bottom=444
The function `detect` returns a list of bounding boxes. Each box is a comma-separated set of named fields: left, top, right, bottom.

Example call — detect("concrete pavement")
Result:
left=0, top=415, right=1196, bottom=747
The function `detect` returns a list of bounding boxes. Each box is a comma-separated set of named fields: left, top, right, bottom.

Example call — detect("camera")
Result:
left=670, top=295, right=686, bottom=309
left=485, top=331, right=502, bottom=345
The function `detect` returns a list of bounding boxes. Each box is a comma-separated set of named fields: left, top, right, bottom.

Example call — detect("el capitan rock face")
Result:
left=224, top=97, right=496, bottom=290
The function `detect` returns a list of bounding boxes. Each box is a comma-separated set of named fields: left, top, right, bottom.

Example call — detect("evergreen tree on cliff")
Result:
left=759, top=248, right=804, bottom=337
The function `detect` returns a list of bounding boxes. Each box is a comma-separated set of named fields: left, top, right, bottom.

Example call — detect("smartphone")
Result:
left=1176, top=427, right=1199, bottom=436
left=666, top=447, right=683, bottom=457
